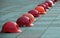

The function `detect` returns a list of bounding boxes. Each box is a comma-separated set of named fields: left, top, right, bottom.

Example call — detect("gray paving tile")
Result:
left=41, top=27, right=60, bottom=38
left=17, top=27, right=47, bottom=38
left=0, top=33, right=19, bottom=38
left=49, top=18, right=60, bottom=27
left=0, top=0, right=44, bottom=11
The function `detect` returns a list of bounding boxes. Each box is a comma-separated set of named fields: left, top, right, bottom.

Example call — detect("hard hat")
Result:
left=51, top=0, right=58, bottom=3
left=16, top=16, right=34, bottom=27
left=49, top=0, right=54, bottom=6
left=38, top=4, right=47, bottom=11
left=35, top=6, right=46, bottom=14
left=22, top=13, right=36, bottom=23
left=42, top=2, right=49, bottom=9
left=1, top=21, right=22, bottom=33
left=28, top=9, right=40, bottom=17
left=45, top=1, right=53, bottom=7
left=54, top=0, right=58, bottom=2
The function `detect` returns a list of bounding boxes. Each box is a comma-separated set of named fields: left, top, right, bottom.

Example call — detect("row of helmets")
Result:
left=1, top=0, right=58, bottom=33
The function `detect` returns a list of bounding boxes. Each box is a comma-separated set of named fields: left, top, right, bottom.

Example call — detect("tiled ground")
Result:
left=0, top=0, right=60, bottom=38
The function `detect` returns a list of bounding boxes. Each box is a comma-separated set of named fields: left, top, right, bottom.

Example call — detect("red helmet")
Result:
left=1, top=21, right=22, bottom=33
left=22, top=13, right=36, bottom=23
left=35, top=6, right=46, bottom=14
left=28, top=9, right=40, bottom=17
left=42, top=2, right=49, bottom=9
left=51, top=0, right=58, bottom=3
left=16, top=16, right=34, bottom=27
left=55, top=0, right=58, bottom=2
left=49, top=0, right=54, bottom=6
left=45, top=1, right=53, bottom=7
left=38, top=4, right=47, bottom=11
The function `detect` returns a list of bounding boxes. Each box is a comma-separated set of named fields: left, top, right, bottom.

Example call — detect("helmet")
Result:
left=16, top=16, right=34, bottom=27
left=42, top=2, right=49, bottom=9
left=35, top=6, right=46, bottom=14
left=28, top=9, right=40, bottom=17
left=22, top=13, right=36, bottom=23
left=1, top=21, right=22, bottom=33
left=38, top=4, right=47, bottom=11
left=51, top=0, right=58, bottom=3
left=45, top=1, right=53, bottom=7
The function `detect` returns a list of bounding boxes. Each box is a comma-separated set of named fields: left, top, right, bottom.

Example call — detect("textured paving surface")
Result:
left=0, top=0, right=60, bottom=38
